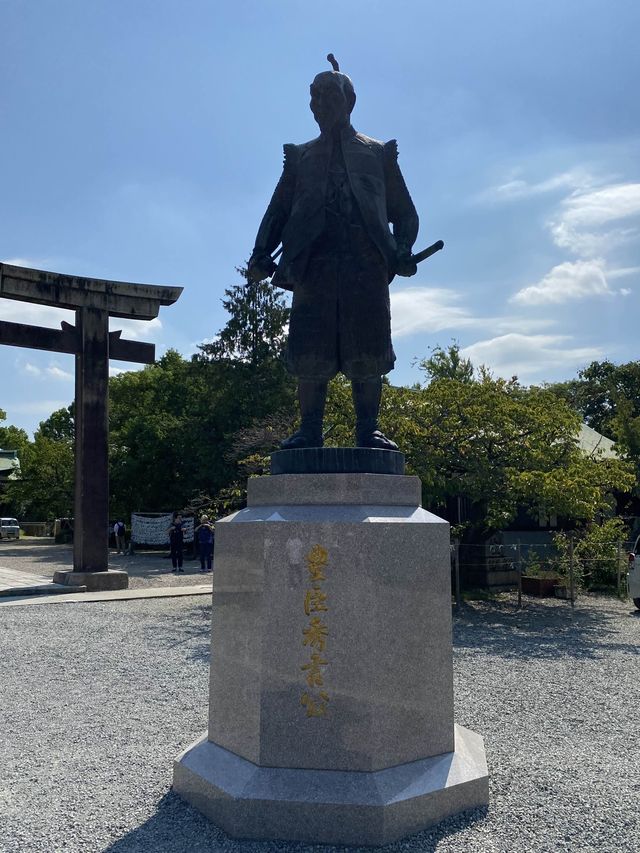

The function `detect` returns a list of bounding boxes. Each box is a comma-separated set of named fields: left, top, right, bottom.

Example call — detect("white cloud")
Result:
left=46, top=365, right=73, bottom=381
left=511, top=259, right=614, bottom=305
left=391, top=287, right=476, bottom=338
left=1, top=257, right=47, bottom=267
left=19, top=361, right=73, bottom=381
left=491, top=315, right=557, bottom=334
left=549, top=182, right=640, bottom=255
left=477, top=168, right=595, bottom=204
left=109, top=316, right=162, bottom=341
left=0, top=300, right=74, bottom=329
left=461, top=333, right=603, bottom=380
left=390, top=285, right=563, bottom=343
left=7, top=400, right=71, bottom=415
left=512, top=258, right=637, bottom=306
left=606, top=266, right=640, bottom=281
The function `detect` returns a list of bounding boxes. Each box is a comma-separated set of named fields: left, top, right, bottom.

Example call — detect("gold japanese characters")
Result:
left=301, top=544, right=330, bottom=717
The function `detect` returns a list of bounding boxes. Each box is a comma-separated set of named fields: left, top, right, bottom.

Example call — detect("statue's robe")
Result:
left=252, top=125, right=418, bottom=380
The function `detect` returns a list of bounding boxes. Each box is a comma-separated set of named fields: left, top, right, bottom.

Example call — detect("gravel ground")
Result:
left=0, top=593, right=639, bottom=852
left=0, top=539, right=210, bottom=589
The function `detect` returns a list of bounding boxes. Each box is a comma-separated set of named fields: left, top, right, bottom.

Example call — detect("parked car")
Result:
left=627, top=538, right=640, bottom=609
left=0, top=517, right=19, bottom=540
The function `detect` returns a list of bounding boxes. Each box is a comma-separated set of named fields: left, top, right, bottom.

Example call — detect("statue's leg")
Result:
left=352, top=377, right=398, bottom=451
left=281, top=380, right=328, bottom=449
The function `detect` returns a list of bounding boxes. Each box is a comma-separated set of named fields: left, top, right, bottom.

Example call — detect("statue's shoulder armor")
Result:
left=354, top=132, right=385, bottom=152
left=383, top=139, right=399, bottom=163
left=283, top=136, right=321, bottom=168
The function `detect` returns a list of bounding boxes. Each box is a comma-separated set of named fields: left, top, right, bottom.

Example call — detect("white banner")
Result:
left=131, top=513, right=194, bottom=545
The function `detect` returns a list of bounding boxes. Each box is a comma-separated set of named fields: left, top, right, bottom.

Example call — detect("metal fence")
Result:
left=450, top=538, right=634, bottom=609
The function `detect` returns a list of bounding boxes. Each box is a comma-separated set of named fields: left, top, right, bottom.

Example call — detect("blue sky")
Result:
left=1, top=0, right=639, bottom=435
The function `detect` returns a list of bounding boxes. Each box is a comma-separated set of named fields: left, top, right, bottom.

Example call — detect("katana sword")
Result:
left=270, top=239, right=444, bottom=266
left=411, top=239, right=444, bottom=264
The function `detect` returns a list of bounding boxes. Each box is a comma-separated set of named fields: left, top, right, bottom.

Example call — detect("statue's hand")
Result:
left=395, top=249, right=417, bottom=278
left=247, top=251, right=276, bottom=283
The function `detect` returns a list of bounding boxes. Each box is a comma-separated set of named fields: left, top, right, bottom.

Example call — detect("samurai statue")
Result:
left=248, top=55, right=420, bottom=450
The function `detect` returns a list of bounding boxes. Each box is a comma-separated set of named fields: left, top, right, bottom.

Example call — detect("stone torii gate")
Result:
left=0, top=262, right=182, bottom=589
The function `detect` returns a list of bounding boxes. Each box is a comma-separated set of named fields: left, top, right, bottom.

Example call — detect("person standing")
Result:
left=168, top=513, right=185, bottom=573
left=113, top=519, right=126, bottom=554
left=195, top=515, right=214, bottom=573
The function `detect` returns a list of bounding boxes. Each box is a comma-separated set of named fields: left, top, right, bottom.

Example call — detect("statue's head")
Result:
left=310, top=54, right=356, bottom=133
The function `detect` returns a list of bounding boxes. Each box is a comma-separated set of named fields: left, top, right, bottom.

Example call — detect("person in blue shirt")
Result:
left=195, top=515, right=214, bottom=573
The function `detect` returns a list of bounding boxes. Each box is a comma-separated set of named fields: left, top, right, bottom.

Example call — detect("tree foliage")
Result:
left=197, top=268, right=290, bottom=366
left=108, top=270, right=294, bottom=518
left=417, top=342, right=474, bottom=384
left=2, top=286, right=634, bottom=536
left=2, top=413, right=74, bottom=520
left=546, top=359, right=640, bottom=439
left=546, top=359, right=640, bottom=499
left=551, top=517, right=629, bottom=591
left=322, top=371, right=634, bottom=533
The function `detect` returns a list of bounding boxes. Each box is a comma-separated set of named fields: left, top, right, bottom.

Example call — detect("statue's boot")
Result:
left=353, top=377, right=399, bottom=451
left=281, top=380, right=327, bottom=449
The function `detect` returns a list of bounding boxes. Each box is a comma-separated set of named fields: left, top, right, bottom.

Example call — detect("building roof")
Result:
left=577, top=423, right=618, bottom=459
left=0, top=449, right=20, bottom=479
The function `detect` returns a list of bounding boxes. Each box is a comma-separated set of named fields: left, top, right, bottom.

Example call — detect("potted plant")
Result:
left=520, top=554, right=561, bottom=597
left=521, top=569, right=562, bottom=597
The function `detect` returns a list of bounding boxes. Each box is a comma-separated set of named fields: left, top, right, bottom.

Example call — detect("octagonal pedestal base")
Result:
left=173, top=724, right=488, bottom=847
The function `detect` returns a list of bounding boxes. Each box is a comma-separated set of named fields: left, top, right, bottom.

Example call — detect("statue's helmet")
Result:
left=310, top=55, right=356, bottom=127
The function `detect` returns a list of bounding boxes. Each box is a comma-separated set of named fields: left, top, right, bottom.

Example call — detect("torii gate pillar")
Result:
left=0, top=263, right=183, bottom=588
left=74, top=306, right=110, bottom=573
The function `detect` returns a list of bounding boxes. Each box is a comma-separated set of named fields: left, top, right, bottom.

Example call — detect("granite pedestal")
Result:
left=52, top=568, right=128, bottom=591
left=173, top=466, right=488, bottom=844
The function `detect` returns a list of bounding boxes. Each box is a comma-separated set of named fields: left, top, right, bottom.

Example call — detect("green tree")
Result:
left=546, top=359, right=640, bottom=438
left=38, top=405, right=74, bottom=443
left=417, top=342, right=474, bottom=383
left=322, top=371, right=634, bottom=534
left=107, top=268, right=295, bottom=519
left=198, top=268, right=290, bottom=366
left=0, top=408, right=29, bottom=457
left=108, top=350, right=222, bottom=517
left=0, top=408, right=72, bottom=519
left=3, top=431, right=74, bottom=521
left=551, top=517, right=629, bottom=591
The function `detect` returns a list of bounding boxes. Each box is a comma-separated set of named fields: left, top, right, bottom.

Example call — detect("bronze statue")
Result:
left=248, top=55, right=432, bottom=451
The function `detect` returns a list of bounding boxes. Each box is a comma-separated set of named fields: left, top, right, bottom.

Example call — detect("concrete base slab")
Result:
left=0, top=583, right=212, bottom=607
left=173, top=724, right=489, bottom=846
left=0, top=567, right=86, bottom=597
left=53, top=569, right=129, bottom=591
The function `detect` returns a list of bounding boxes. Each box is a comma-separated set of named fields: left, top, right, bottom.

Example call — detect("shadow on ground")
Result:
left=103, top=791, right=488, bottom=853
left=452, top=595, right=637, bottom=660
left=145, top=601, right=212, bottom=663
left=0, top=537, right=208, bottom=579
left=146, top=594, right=640, bottom=670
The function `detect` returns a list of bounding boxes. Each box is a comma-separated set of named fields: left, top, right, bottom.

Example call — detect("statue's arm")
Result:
left=384, top=140, right=419, bottom=269
left=248, top=144, right=297, bottom=281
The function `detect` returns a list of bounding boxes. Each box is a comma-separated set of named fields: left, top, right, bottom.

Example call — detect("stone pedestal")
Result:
left=52, top=569, right=129, bottom=591
left=173, top=471, right=488, bottom=845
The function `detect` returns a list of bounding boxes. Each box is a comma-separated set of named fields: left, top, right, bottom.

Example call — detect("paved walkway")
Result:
left=0, top=583, right=212, bottom=607
left=0, top=566, right=77, bottom=597
left=0, top=537, right=214, bottom=595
